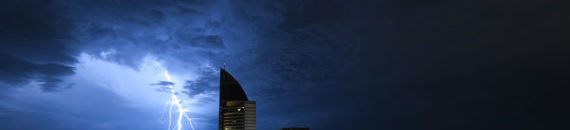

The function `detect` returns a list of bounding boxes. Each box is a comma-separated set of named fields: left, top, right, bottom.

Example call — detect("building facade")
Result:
left=220, top=69, right=256, bottom=130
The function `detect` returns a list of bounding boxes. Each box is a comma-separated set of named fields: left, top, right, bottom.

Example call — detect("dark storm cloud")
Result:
left=60, top=0, right=229, bottom=70
left=183, top=79, right=216, bottom=98
left=150, top=81, right=176, bottom=94
left=0, top=0, right=77, bottom=90
left=186, top=35, right=226, bottom=49
left=1, top=0, right=569, bottom=130
left=182, top=68, right=218, bottom=98
left=224, top=0, right=570, bottom=129
left=151, top=81, right=175, bottom=86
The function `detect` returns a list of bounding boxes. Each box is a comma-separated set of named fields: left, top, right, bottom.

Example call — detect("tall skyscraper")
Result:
left=220, top=69, right=256, bottom=130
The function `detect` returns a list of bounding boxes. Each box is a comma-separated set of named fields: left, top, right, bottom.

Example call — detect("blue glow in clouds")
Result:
left=158, top=62, right=196, bottom=130
left=68, top=53, right=218, bottom=129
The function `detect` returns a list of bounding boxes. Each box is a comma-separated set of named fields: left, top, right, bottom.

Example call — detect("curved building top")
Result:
left=219, top=68, right=248, bottom=101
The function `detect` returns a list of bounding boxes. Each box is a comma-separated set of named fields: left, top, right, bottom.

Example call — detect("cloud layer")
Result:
left=1, top=0, right=569, bottom=130
left=0, top=0, right=77, bottom=91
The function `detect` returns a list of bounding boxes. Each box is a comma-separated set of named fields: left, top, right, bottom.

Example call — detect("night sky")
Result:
left=1, top=0, right=569, bottom=130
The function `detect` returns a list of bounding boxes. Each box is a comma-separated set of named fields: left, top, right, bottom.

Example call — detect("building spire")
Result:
left=223, top=62, right=227, bottom=69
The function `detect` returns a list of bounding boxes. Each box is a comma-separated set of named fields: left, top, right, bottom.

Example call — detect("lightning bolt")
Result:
left=158, top=62, right=196, bottom=130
